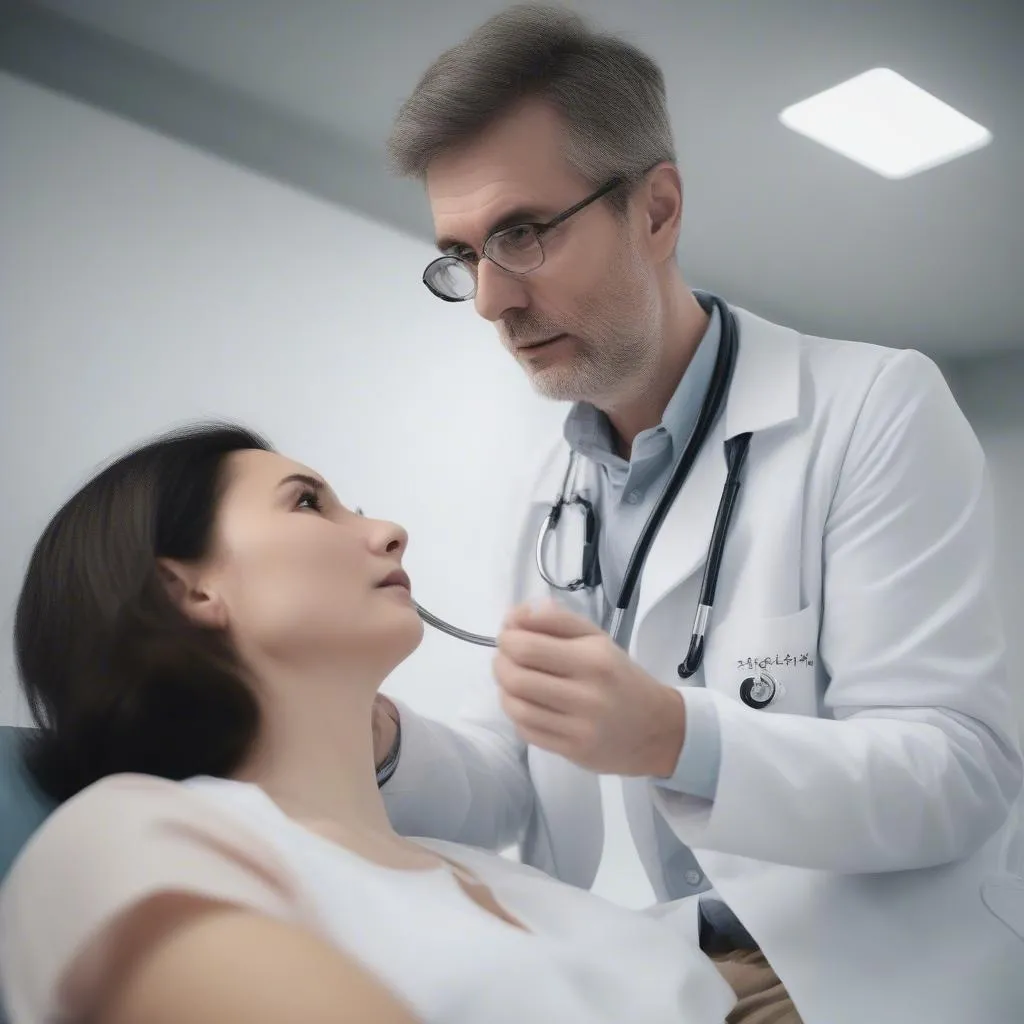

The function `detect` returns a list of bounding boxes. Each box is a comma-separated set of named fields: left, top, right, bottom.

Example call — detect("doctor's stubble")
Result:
left=500, top=223, right=666, bottom=411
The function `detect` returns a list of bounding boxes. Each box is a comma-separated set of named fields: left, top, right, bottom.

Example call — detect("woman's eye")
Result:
left=296, top=489, right=324, bottom=513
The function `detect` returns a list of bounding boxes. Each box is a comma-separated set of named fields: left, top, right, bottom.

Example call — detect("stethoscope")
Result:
left=415, top=293, right=773, bottom=707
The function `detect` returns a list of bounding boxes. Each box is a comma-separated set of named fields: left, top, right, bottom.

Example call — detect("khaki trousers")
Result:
left=710, top=948, right=804, bottom=1024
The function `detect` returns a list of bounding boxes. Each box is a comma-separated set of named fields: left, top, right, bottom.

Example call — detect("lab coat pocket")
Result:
left=702, top=604, right=822, bottom=717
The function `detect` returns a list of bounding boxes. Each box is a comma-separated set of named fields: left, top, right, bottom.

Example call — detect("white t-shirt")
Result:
left=0, top=773, right=735, bottom=1024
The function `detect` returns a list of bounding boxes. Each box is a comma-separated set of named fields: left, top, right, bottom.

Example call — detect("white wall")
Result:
left=0, top=70, right=578, bottom=717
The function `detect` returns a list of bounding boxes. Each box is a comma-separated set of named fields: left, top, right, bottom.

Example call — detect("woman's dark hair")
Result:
left=14, top=421, right=275, bottom=804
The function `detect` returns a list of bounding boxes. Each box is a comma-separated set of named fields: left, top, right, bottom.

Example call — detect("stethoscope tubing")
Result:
left=414, top=294, right=746, bottom=673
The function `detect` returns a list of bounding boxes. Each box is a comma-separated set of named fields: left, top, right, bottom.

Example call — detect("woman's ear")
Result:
left=156, top=558, right=228, bottom=629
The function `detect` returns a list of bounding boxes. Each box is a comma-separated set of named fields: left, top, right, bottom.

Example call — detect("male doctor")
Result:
left=371, top=6, right=1024, bottom=1022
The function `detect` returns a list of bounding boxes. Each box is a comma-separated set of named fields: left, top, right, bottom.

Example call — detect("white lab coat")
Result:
left=383, top=305, right=1024, bottom=1024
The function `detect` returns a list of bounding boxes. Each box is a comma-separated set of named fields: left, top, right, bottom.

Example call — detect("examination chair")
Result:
left=0, top=725, right=58, bottom=1024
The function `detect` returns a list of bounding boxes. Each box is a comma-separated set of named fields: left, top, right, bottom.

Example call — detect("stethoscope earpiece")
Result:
left=677, top=633, right=704, bottom=678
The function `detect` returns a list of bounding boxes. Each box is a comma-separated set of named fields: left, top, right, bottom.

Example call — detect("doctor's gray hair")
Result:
left=386, top=3, right=676, bottom=216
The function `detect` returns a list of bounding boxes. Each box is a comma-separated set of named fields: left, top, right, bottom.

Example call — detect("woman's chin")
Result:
left=389, top=607, right=426, bottom=661
left=406, top=612, right=426, bottom=649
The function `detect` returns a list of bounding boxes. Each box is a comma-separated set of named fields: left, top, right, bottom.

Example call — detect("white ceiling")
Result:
left=3, top=0, right=1022, bottom=358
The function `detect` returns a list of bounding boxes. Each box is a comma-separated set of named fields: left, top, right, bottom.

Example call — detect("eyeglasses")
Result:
left=423, top=176, right=626, bottom=302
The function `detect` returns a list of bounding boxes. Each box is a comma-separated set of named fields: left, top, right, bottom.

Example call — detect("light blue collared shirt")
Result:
left=563, top=295, right=754, bottom=947
left=562, top=300, right=723, bottom=801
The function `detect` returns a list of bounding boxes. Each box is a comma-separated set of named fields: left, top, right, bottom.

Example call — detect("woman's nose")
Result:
left=376, top=520, right=408, bottom=556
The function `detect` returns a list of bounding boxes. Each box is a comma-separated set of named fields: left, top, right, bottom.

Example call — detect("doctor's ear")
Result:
left=639, top=163, right=682, bottom=263
left=156, top=558, right=228, bottom=630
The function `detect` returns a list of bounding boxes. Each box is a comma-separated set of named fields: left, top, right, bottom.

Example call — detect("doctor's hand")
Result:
left=493, top=600, right=687, bottom=778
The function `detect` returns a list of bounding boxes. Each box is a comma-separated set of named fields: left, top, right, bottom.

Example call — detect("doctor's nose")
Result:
left=473, top=258, right=529, bottom=324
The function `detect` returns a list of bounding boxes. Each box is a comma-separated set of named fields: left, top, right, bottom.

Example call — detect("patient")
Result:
left=0, top=422, right=735, bottom=1024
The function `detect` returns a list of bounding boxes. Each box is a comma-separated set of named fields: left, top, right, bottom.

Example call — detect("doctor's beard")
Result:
left=507, top=252, right=663, bottom=406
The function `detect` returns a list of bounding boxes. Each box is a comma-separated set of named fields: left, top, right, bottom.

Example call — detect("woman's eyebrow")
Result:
left=276, top=473, right=326, bottom=492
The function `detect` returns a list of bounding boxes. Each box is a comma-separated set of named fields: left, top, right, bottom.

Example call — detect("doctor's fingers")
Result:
left=493, top=651, right=597, bottom=715
left=503, top=600, right=603, bottom=638
left=497, top=626, right=601, bottom=678
left=499, top=689, right=587, bottom=745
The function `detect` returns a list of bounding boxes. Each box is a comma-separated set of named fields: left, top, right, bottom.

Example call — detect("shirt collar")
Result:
left=563, top=296, right=722, bottom=464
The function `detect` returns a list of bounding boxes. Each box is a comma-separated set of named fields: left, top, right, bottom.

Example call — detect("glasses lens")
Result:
left=425, top=257, right=475, bottom=300
left=488, top=226, right=544, bottom=273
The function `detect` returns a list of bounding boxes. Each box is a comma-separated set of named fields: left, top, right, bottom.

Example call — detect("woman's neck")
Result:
left=233, top=669, right=397, bottom=842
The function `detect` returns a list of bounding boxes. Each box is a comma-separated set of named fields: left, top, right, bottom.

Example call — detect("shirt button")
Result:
left=684, top=869, right=703, bottom=887
left=626, top=490, right=642, bottom=505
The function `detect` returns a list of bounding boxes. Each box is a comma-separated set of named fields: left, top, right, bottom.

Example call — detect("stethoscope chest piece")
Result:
left=739, top=669, right=778, bottom=709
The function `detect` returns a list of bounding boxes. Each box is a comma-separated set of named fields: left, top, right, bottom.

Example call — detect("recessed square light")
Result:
left=779, top=68, right=992, bottom=179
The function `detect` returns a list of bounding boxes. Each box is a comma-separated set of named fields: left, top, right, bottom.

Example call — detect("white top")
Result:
left=0, top=773, right=735, bottom=1024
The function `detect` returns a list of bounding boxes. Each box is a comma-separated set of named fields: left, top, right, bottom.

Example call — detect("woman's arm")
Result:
left=96, top=894, right=418, bottom=1024
left=0, top=776, right=418, bottom=1023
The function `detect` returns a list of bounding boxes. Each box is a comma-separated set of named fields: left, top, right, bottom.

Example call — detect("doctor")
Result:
left=372, top=6, right=1024, bottom=1023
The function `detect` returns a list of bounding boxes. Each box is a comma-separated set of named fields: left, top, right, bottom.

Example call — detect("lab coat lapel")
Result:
left=521, top=440, right=604, bottom=884
left=633, top=307, right=803, bottom=633
left=632, top=418, right=727, bottom=629
left=513, top=310, right=802, bottom=887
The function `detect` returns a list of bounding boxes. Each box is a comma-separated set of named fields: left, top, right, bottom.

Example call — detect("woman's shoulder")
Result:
left=4, top=773, right=287, bottom=893
left=18, top=772, right=189, bottom=837
left=68, top=770, right=193, bottom=805
left=37, top=771, right=200, bottom=812
left=25, top=773, right=222, bottom=839
left=0, top=777, right=331, bottom=1024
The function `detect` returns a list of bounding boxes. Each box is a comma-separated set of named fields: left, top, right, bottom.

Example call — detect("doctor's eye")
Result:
left=500, top=225, right=537, bottom=249
left=295, top=489, right=325, bottom=513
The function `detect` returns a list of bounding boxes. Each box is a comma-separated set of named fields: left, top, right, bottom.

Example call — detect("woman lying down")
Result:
left=0, top=423, right=737, bottom=1024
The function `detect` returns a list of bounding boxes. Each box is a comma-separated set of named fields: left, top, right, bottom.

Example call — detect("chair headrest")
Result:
left=0, top=727, right=57, bottom=889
